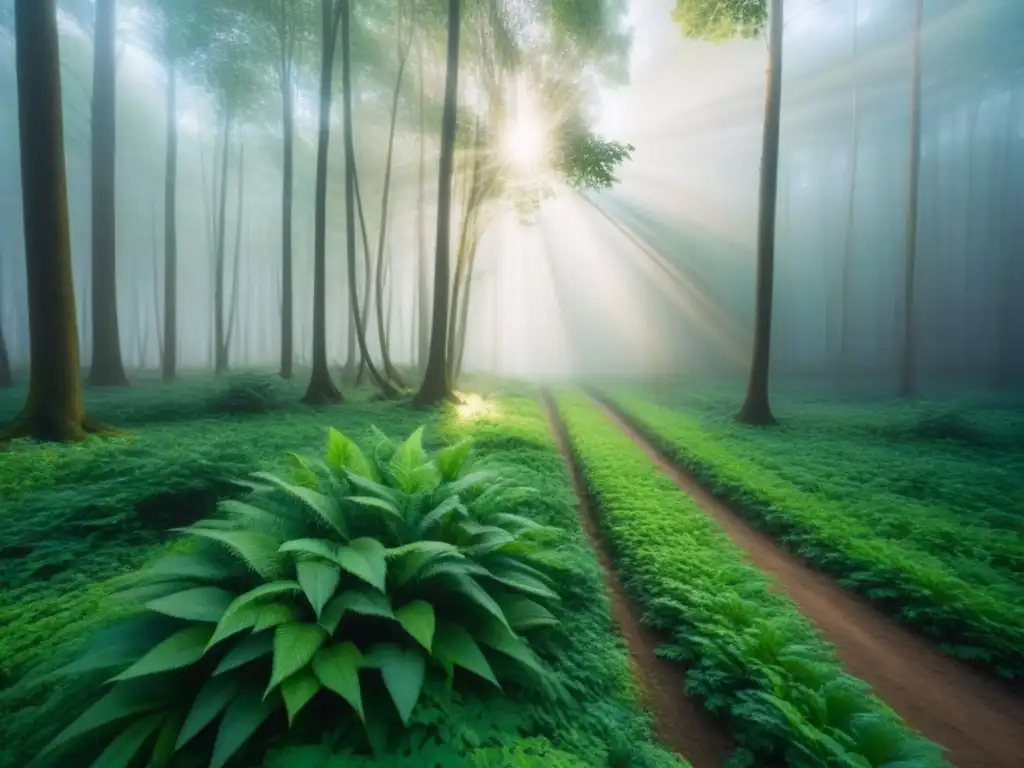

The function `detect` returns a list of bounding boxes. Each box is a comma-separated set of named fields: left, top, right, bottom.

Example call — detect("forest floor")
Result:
left=2, top=374, right=1023, bottom=768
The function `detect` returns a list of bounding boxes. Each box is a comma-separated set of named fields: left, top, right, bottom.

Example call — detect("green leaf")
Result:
left=364, top=643, right=426, bottom=725
left=143, top=552, right=237, bottom=583
left=326, top=427, right=377, bottom=481
left=388, top=541, right=464, bottom=585
left=297, top=560, right=341, bottom=617
left=440, top=573, right=513, bottom=632
left=347, top=495, right=405, bottom=525
left=251, top=471, right=348, bottom=539
left=436, top=439, right=474, bottom=481
left=177, top=675, right=240, bottom=749
left=389, top=427, right=429, bottom=492
left=408, top=463, right=442, bottom=493
left=334, top=543, right=386, bottom=592
left=462, top=527, right=517, bottom=558
left=484, top=571, right=561, bottom=603
left=149, top=711, right=184, bottom=768
left=88, top=713, right=163, bottom=768
left=395, top=601, right=435, bottom=652
left=219, top=498, right=284, bottom=529
left=476, top=621, right=546, bottom=676
left=281, top=668, right=322, bottom=725
left=433, top=623, right=500, bottom=687
left=349, top=537, right=388, bottom=591
left=181, top=527, right=283, bottom=579
left=208, top=581, right=301, bottom=649
left=501, top=596, right=559, bottom=632
left=319, top=589, right=394, bottom=634
left=210, top=688, right=281, bottom=768
left=285, top=452, right=320, bottom=489
left=112, top=625, right=214, bottom=682
left=279, top=538, right=338, bottom=561
left=415, top=496, right=469, bottom=536
left=145, top=586, right=235, bottom=623
left=312, top=643, right=365, bottom=720
left=213, top=632, right=274, bottom=676
left=39, top=682, right=161, bottom=757
left=252, top=603, right=297, bottom=631
left=437, top=470, right=499, bottom=500
left=267, top=622, right=326, bottom=694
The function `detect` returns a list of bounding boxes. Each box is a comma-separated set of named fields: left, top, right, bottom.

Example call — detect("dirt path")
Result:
left=593, top=395, right=1024, bottom=768
left=542, top=395, right=735, bottom=768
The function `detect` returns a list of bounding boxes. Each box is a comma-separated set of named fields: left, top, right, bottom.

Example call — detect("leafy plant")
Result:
left=207, top=374, right=282, bottom=415
left=31, top=425, right=564, bottom=768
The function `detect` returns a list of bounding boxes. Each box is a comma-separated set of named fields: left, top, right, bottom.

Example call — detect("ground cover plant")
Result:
left=554, top=391, right=947, bottom=768
left=1, top=383, right=685, bottom=768
left=606, top=385, right=1024, bottom=679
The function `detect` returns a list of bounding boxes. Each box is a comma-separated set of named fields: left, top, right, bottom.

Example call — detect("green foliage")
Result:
left=610, top=387, right=1024, bottom=679
left=555, top=391, right=948, bottom=767
left=558, top=128, right=635, bottom=192
left=671, top=0, right=767, bottom=41
left=30, top=424, right=564, bottom=767
left=207, top=374, right=283, bottom=415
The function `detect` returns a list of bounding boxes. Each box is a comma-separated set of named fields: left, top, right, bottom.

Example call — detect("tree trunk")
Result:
left=0, top=255, right=10, bottom=387
left=224, top=142, right=245, bottom=362
left=416, top=40, right=430, bottom=372
left=214, top=107, right=233, bottom=376
left=348, top=130, right=397, bottom=396
left=736, top=0, right=783, bottom=426
left=303, top=0, right=344, bottom=404
left=162, top=54, right=178, bottom=381
left=87, top=0, right=128, bottom=387
left=373, top=37, right=412, bottom=389
left=898, top=0, right=923, bottom=397
left=6, top=0, right=101, bottom=441
left=280, top=27, right=296, bottom=380
left=414, top=0, right=461, bottom=407
left=453, top=241, right=479, bottom=382
left=447, top=124, right=483, bottom=380
left=839, top=0, right=860, bottom=374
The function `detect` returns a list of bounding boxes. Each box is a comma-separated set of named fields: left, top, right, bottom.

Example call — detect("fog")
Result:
left=0, top=0, right=1021, bottom=393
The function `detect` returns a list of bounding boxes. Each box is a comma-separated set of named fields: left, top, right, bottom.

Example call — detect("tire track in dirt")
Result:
left=591, top=392, right=1024, bottom=768
left=541, top=392, right=735, bottom=768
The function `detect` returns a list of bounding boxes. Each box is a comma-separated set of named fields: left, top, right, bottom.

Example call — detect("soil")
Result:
left=542, top=395, right=736, bottom=768
left=595, top=396, right=1024, bottom=768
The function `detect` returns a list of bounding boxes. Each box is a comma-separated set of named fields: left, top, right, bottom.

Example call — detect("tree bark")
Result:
left=214, top=107, right=233, bottom=376
left=414, top=0, right=461, bottom=407
left=6, top=0, right=103, bottom=441
left=280, top=13, right=296, bottom=380
left=373, top=34, right=412, bottom=389
left=162, top=54, right=178, bottom=381
left=224, top=142, right=245, bottom=361
left=736, top=0, right=782, bottom=426
left=87, top=0, right=128, bottom=387
left=898, top=0, right=923, bottom=397
left=416, top=39, right=430, bottom=372
left=0, top=257, right=10, bottom=387
left=303, top=0, right=344, bottom=404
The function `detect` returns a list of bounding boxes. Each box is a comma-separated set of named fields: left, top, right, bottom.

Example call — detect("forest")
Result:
left=0, top=0, right=1022, bottom=766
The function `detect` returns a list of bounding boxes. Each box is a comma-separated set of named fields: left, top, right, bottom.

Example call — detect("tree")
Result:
left=673, top=0, right=781, bottom=425
left=899, top=0, right=923, bottom=397
left=5, top=0, right=101, bottom=441
left=414, top=0, right=462, bottom=407
left=839, top=0, right=860, bottom=374
left=0, top=255, right=10, bottom=389
left=87, top=0, right=129, bottom=387
left=303, top=0, right=344, bottom=404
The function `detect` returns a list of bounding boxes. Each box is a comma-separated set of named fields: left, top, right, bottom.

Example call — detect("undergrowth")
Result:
left=555, top=391, right=947, bottom=768
left=608, top=387, right=1024, bottom=679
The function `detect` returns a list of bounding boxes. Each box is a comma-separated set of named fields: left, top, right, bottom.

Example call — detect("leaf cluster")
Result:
left=611, top=390, right=1024, bottom=680
left=29, top=424, right=564, bottom=767
left=555, top=392, right=948, bottom=767
left=671, top=0, right=767, bottom=42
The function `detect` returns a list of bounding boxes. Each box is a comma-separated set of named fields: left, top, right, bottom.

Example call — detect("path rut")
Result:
left=593, top=394, right=1024, bottom=768
left=542, top=394, right=735, bottom=768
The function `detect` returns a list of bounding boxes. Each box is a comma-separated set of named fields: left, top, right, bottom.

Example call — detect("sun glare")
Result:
left=500, top=85, right=551, bottom=177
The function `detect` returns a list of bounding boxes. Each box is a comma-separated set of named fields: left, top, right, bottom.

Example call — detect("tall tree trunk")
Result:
left=162, top=54, right=178, bottom=381
left=736, top=0, right=782, bottom=426
left=447, top=124, right=483, bottom=380
left=373, top=34, right=412, bottom=389
left=414, top=0, right=461, bottom=407
left=0, top=256, right=10, bottom=388
left=280, top=24, right=296, bottom=380
left=214, top=107, right=233, bottom=376
left=839, top=0, right=860, bottom=374
left=343, top=1, right=396, bottom=398
left=898, top=0, right=923, bottom=397
left=224, top=142, right=246, bottom=363
left=87, top=0, right=128, bottom=387
left=453, top=241, right=479, bottom=382
left=6, top=0, right=100, bottom=441
left=303, top=0, right=344, bottom=404
left=416, top=40, right=430, bottom=371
